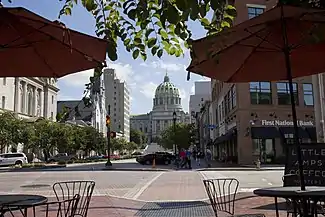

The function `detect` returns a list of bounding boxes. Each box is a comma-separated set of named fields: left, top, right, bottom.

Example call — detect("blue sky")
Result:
left=5, top=0, right=209, bottom=114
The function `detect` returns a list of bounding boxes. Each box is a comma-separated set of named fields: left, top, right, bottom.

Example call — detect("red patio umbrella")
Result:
left=187, top=4, right=325, bottom=191
left=0, top=7, right=107, bottom=78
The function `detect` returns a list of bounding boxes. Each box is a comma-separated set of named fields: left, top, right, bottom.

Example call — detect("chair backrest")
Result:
left=53, top=181, right=95, bottom=217
left=203, top=178, right=239, bottom=216
left=6, top=194, right=80, bottom=217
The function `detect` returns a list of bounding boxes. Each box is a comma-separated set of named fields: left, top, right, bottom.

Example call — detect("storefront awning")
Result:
left=279, top=127, right=310, bottom=138
left=251, top=127, right=280, bottom=139
left=214, top=128, right=237, bottom=144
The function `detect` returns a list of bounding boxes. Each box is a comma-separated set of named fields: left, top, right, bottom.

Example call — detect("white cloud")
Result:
left=108, top=62, right=134, bottom=83
left=59, top=69, right=94, bottom=87
left=140, top=82, right=158, bottom=98
left=140, top=60, right=185, bottom=72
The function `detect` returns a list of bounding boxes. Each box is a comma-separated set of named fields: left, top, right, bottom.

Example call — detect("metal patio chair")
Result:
left=203, top=178, right=265, bottom=217
left=53, top=181, right=95, bottom=217
left=282, top=174, right=325, bottom=217
left=5, top=194, right=80, bottom=217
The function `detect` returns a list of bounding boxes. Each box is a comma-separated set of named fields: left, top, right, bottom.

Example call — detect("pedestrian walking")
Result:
left=206, top=148, right=212, bottom=168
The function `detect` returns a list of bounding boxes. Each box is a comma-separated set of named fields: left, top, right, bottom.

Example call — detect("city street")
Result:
left=0, top=161, right=284, bottom=202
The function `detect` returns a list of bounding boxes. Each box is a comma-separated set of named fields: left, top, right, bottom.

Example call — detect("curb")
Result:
left=102, top=167, right=171, bottom=172
left=196, top=167, right=284, bottom=171
left=0, top=165, right=67, bottom=172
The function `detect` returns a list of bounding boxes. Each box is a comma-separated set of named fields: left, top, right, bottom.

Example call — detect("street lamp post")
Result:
left=173, top=111, right=177, bottom=155
left=105, top=105, right=112, bottom=167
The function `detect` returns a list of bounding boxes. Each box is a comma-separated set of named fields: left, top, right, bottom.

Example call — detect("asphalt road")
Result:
left=0, top=161, right=284, bottom=202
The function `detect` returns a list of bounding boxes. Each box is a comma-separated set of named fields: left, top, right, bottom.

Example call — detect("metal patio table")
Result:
left=0, top=194, right=48, bottom=217
left=254, top=186, right=325, bottom=217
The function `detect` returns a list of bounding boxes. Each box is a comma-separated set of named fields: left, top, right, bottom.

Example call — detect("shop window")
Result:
left=303, top=83, right=314, bottom=106
left=252, top=138, right=275, bottom=163
left=276, top=82, right=298, bottom=105
left=248, top=6, right=265, bottom=19
left=250, top=82, right=272, bottom=104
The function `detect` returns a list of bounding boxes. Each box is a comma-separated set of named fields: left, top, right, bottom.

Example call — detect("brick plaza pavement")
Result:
left=76, top=193, right=288, bottom=217
left=4, top=193, right=287, bottom=217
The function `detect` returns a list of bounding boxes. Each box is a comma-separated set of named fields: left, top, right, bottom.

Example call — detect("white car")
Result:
left=0, top=153, right=28, bottom=166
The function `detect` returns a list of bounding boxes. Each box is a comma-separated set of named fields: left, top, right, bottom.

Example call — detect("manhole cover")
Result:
left=20, top=184, right=51, bottom=188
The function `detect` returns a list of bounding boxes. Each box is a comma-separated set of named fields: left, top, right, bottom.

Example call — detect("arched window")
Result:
left=27, top=89, right=33, bottom=115
left=20, top=84, right=24, bottom=113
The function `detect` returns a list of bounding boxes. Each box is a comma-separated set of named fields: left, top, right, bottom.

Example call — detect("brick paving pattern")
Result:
left=3, top=193, right=289, bottom=217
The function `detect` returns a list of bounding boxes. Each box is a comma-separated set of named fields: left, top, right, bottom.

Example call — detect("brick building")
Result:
left=210, top=0, right=316, bottom=165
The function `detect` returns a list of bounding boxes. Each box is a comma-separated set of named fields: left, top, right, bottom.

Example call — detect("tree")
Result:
left=130, top=129, right=143, bottom=145
left=125, top=141, right=137, bottom=154
left=33, top=120, right=55, bottom=161
left=0, top=112, right=20, bottom=152
left=111, top=137, right=127, bottom=153
left=159, top=123, right=195, bottom=150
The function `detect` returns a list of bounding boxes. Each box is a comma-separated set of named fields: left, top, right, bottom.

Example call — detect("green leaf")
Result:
left=166, top=5, right=180, bottom=24
left=147, top=38, right=157, bottom=48
left=64, top=7, right=72, bottom=15
left=107, top=44, right=118, bottom=61
left=159, top=29, right=168, bottom=39
left=145, top=29, right=155, bottom=38
left=151, top=46, right=159, bottom=55
left=132, top=49, right=140, bottom=59
left=124, top=38, right=131, bottom=45
left=127, top=9, right=137, bottom=20
left=200, top=18, right=210, bottom=26
left=175, top=0, right=188, bottom=11
left=169, top=47, right=176, bottom=55
left=134, top=37, right=142, bottom=44
left=140, top=52, right=147, bottom=61
left=157, top=49, right=163, bottom=58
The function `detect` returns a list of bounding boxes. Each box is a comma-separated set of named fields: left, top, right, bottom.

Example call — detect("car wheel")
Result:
left=15, top=161, right=22, bottom=166
left=145, top=160, right=151, bottom=165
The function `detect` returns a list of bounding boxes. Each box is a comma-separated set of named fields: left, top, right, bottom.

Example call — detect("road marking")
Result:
left=132, top=172, right=163, bottom=200
left=268, top=182, right=273, bottom=185
left=261, top=178, right=267, bottom=182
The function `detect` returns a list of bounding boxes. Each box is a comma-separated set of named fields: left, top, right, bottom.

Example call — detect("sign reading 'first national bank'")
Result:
left=261, top=120, right=314, bottom=127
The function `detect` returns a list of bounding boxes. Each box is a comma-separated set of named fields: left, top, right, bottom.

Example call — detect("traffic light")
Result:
left=106, top=115, right=111, bottom=126
left=110, top=131, right=116, bottom=138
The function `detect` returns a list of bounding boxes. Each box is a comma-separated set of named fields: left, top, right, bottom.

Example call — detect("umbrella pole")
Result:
left=280, top=4, right=306, bottom=191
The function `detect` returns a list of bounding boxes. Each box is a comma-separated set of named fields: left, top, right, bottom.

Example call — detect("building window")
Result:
left=250, top=82, right=272, bottom=104
left=27, top=90, right=33, bottom=115
left=252, top=138, right=275, bottom=163
left=276, top=82, right=298, bottom=105
left=303, top=83, right=314, bottom=106
left=1, top=96, right=5, bottom=109
left=231, top=85, right=237, bottom=108
left=51, top=112, right=54, bottom=120
left=3, top=78, right=6, bottom=86
left=248, top=6, right=265, bottom=19
left=51, top=95, right=54, bottom=104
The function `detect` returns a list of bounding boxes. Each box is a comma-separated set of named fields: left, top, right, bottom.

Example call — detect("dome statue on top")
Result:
left=153, top=72, right=182, bottom=111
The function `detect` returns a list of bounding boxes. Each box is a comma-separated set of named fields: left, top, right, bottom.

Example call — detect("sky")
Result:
left=5, top=0, right=210, bottom=114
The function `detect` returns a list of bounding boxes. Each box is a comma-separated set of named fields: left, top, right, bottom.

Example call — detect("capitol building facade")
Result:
left=130, top=74, right=190, bottom=143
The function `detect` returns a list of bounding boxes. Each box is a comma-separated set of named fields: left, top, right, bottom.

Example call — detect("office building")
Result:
left=189, top=81, right=211, bottom=123
left=103, top=68, right=130, bottom=142
left=210, top=0, right=316, bottom=165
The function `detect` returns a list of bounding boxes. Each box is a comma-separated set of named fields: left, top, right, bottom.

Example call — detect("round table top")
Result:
left=0, top=194, right=48, bottom=207
left=254, top=186, right=325, bottom=197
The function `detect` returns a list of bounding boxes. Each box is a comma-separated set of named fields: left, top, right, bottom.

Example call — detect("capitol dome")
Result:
left=153, top=73, right=182, bottom=110
left=155, top=74, right=180, bottom=97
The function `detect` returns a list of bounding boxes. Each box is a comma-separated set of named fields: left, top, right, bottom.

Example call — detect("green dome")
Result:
left=155, top=74, right=180, bottom=97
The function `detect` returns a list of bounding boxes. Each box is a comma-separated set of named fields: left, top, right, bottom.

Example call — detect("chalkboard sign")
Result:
left=284, top=143, right=325, bottom=186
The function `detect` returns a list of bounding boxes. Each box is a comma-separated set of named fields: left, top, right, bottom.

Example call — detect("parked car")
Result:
left=47, top=153, right=77, bottom=163
left=103, top=154, right=120, bottom=160
left=0, top=153, right=28, bottom=166
left=136, top=152, right=175, bottom=165
left=85, top=155, right=104, bottom=161
left=131, top=151, right=143, bottom=156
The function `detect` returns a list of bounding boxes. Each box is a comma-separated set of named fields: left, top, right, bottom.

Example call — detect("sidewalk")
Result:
left=197, top=160, right=284, bottom=171
left=85, top=193, right=287, bottom=217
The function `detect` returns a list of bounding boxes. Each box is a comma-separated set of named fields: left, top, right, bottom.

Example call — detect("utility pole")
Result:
left=105, top=105, right=112, bottom=166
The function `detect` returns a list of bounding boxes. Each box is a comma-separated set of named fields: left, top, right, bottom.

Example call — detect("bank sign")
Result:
left=261, top=120, right=314, bottom=127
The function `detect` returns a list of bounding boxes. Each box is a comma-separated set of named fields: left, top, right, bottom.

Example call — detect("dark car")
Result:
left=136, top=152, right=175, bottom=165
